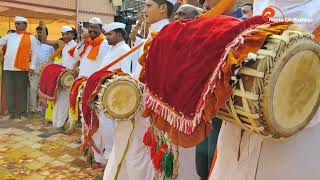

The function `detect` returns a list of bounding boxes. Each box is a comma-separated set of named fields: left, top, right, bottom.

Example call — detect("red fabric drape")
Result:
left=38, top=64, right=66, bottom=101
left=143, top=16, right=266, bottom=134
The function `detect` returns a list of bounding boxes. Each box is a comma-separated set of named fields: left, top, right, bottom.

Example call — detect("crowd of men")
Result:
left=0, top=0, right=319, bottom=180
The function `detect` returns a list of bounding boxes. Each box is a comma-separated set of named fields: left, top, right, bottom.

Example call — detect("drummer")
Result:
left=103, top=0, right=197, bottom=179
left=98, top=22, right=136, bottom=179
left=93, top=22, right=133, bottom=176
left=208, top=1, right=320, bottom=180
left=40, top=26, right=78, bottom=136
left=73, top=17, right=111, bottom=166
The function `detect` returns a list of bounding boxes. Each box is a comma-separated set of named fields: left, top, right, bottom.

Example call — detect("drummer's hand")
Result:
left=72, top=65, right=79, bottom=74
left=74, top=68, right=79, bottom=74
left=72, top=61, right=80, bottom=70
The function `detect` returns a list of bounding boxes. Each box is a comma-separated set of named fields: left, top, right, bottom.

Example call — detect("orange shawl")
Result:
left=200, top=0, right=236, bottom=18
left=314, top=26, right=320, bottom=41
left=14, top=31, right=32, bottom=71
left=49, top=44, right=65, bottom=61
left=79, top=34, right=104, bottom=60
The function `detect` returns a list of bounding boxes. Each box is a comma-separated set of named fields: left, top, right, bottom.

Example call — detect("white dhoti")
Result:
left=103, top=113, right=154, bottom=180
left=52, top=88, right=70, bottom=128
left=209, top=107, right=320, bottom=180
left=177, top=147, right=199, bottom=180
left=91, top=111, right=114, bottom=164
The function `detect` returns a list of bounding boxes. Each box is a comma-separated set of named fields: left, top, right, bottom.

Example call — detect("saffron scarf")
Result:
left=200, top=0, right=236, bottom=18
left=314, top=26, right=320, bottom=41
left=14, top=31, right=32, bottom=71
left=79, top=34, right=104, bottom=60
left=49, top=44, right=65, bottom=61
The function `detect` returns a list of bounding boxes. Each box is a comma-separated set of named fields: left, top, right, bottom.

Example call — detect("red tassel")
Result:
left=150, top=136, right=158, bottom=158
left=152, top=144, right=168, bottom=172
left=143, top=128, right=152, bottom=146
left=81, top=142, right=87, bottom=152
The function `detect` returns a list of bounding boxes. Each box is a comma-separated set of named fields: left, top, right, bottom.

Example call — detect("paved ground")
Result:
left=0, top=115, right=103, bottom=179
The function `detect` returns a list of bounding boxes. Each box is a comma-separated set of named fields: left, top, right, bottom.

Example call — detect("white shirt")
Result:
left=132, top=19, right=170, bottom=80
left=99, top=41, right=132, bottom=74
left=75, top=39, right=111, bottom=77
left=148, top=19, right=170, bottom=35
left=34, top=43, right=55, bottom=72
left=57, top=40, right=78, bottom=69
left=0, top=33, right=38, bottom=71
left=253, top=0, right=320, bottom=32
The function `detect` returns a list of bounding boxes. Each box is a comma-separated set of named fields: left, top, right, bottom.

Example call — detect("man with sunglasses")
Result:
left=0, top=16, right=38, bottom=120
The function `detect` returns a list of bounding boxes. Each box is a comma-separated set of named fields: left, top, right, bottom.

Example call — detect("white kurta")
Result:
left=56, top=40, right=78, bottom=69
left=52, top=40, right=78, bottom=129
left=0, top=33, right=38, bottom=71
left=76, top=40, right=110, bottom=77
left=99, top=40, right=132, bottom=73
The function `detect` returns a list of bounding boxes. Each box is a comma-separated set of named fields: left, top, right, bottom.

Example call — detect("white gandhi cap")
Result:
left=15, top=16, right=27, bottom=23
left=88, top=17, right=103, bottom=25
left=102, top=22, right=126, bottom=33
left=61, top=26, right=73, bottom=33
left=167, top=0, right=177, bottom=5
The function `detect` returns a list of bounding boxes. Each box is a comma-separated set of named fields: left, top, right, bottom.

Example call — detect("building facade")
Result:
left=0, top=0, right=115, bottom=38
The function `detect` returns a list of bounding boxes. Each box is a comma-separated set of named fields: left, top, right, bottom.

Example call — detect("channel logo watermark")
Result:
left=262, top=6, right=313, bottom=24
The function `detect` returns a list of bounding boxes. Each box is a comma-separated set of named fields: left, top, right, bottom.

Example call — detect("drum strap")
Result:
left=100, top=42, right=145, bottom=72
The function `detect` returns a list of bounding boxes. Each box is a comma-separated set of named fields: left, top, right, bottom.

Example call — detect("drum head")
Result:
left=61, top=72, right=75, bottom=88
left=263, top=37, right=320, bottom=137
left=101, top=76, right=142, bottom=120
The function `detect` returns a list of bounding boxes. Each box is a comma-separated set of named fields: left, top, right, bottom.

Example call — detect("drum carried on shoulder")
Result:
left=39, top=63, right=76, bottom=89
left=95, top=74, right=143, bottom=121
left=217, top=26, right=320, bottom=139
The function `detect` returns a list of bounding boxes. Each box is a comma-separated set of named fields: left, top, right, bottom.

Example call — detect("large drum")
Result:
left=95, top=75, right=142, bottom=121
left=217, top=28, right=320, bottom=139
left=60, top=70, right=76, bottom=89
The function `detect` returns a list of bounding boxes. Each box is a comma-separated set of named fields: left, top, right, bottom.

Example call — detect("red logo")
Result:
left=262, top=6, right=285, bottom=22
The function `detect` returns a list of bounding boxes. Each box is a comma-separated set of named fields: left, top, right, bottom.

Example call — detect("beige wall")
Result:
left=0, top=0, right=115, bottom=27
left=4, top=0, right=76, bottom=10
left=182, top=0, right=254, bottom=7
left=78, top=0, right=115, bottom=24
